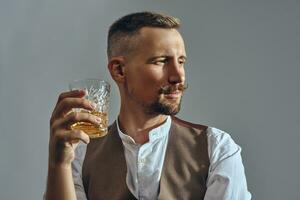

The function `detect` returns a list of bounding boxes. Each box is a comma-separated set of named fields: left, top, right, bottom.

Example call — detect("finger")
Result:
left=52, top=111, right=101, bottom=131
left=57, top=90, right=86, bottom=103
left=57, top=129, right=90, bottom=144
left=51, top=90, right=87, bottom=124
left=52, top=97, right=96, bottom=120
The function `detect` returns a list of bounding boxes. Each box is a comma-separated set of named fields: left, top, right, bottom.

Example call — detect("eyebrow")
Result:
left=147, top=55, right=187, bottom=62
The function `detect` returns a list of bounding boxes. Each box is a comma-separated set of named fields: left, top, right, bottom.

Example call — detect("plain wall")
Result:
left=1, top=0, right=299, bottom=199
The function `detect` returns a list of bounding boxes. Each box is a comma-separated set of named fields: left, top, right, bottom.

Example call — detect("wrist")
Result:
left=48, top=162, right=72, bottom=170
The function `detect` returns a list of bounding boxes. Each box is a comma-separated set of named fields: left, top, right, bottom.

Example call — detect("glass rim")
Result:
left=69, top=78, right=110, bottom=85
left=68, top=79, right=110, bottom=91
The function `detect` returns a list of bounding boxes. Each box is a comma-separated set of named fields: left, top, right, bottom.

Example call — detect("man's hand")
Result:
left=48, top=89, right=101, bottom=167
left=46, top=90, right=101, bottom=200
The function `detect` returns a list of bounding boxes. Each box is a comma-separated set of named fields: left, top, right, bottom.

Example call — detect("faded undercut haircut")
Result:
left=107, top=11, right=181, bottom=59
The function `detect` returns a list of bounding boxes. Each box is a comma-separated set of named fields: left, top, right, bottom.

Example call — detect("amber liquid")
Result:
left=71, top=111, right=108, bottom=138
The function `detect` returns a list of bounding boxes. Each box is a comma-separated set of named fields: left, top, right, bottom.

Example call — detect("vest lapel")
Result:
left=158, top=117, right=209, bottom=200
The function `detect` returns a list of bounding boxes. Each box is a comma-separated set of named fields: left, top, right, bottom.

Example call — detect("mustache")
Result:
left=159, top=83, right=189, bottom=94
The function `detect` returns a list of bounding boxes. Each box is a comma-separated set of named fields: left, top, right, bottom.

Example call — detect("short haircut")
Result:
left=107, top=11, right=181, bottom=59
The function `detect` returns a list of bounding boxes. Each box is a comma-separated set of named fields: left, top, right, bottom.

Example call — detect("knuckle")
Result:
left=50, top=124, right=57, bottom=133
left=50, top=118, right=58, bottom=130
left=50, top=112, right=59, bottom=123
left=50, top=116, right=55, bottom=126
left=83, top=100, right=90, bottom=108
left=71, top=112, right=80, bottom=121
left=89, top=114, right=97, bottom=122
left=85, top=99, right=93, bottom=107
left=59, top=98, right=68, bottom=106
left=58, top=93, right=66, bottom=102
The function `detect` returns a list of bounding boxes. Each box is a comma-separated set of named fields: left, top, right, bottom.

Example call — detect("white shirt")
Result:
left=117, top=116, right=171, bottom=200
left=71, top=117, right=252, bottom=200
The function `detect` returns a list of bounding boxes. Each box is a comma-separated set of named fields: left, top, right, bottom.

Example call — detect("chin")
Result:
left=149, top=98, right=182, bottom=115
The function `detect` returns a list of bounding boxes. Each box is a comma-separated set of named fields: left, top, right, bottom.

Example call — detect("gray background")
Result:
left=0, top=0, right=299, bottom=199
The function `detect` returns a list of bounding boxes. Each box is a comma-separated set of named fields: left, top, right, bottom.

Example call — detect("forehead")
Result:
left=133, top=27, right=186, bottom=57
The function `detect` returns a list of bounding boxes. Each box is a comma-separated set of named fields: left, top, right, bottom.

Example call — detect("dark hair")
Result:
left=107, top=11, right=181, bottom=58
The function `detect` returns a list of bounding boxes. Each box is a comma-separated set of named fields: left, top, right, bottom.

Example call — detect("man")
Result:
left=45, top=12, right=251, bottom=200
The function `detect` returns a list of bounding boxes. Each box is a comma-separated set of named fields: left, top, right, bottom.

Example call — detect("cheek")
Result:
left=132, top=67, right=164, bottom=86
left=130, top=71, right=164, bottom=99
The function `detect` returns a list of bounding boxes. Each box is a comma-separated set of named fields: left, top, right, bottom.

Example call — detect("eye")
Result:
left=152, top=59, right=167, bottom=65
left=178, top=59, right=186, bottom=66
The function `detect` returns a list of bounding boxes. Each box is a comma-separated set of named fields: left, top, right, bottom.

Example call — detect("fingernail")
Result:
left=90, top=102, right=97, bottom=109
left=95, top=117, right=102, bottom=124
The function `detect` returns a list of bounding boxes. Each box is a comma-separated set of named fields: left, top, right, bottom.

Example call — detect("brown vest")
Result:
left=82, top=117, right=209, bottom=200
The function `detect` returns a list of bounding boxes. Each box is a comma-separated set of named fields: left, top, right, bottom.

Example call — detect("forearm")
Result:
left=45, top=164, right=77, bottom=200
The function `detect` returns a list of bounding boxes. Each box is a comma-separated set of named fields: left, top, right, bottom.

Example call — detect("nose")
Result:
left=168, top=60, right=185, bottom=84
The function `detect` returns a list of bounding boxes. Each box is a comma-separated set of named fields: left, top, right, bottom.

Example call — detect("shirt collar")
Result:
left=116, top=116, right=171, bottom=145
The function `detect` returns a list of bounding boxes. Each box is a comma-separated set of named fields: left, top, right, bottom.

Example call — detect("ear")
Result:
left=107, top=57, right=126, bottom=83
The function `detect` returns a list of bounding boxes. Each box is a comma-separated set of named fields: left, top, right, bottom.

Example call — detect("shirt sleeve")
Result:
left=71, top=141, right=88, bottom=200
left=204, top=127, right=252, bottom=200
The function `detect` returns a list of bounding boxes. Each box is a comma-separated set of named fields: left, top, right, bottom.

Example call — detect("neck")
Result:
left=118, top=104, right=168, bottom=144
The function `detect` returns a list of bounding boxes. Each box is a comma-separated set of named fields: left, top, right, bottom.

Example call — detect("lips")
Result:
left=163, top=91, right=182, bottom=99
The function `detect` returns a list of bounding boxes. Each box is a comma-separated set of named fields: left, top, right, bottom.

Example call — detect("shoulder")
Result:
left=171, top=117, right=238, bottom=148
left=206, top=127, right=235, bottom=146
left=206, top=127, right=241, bottom=166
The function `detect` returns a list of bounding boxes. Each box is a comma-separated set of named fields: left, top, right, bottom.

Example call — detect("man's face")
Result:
left=122, top=27, right=186, bottom=115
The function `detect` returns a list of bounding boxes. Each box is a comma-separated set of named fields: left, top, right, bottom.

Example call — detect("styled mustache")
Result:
left=159, top=83, right=188, bottom=94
